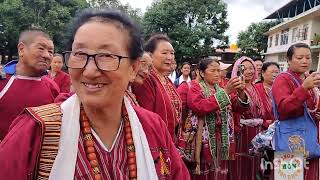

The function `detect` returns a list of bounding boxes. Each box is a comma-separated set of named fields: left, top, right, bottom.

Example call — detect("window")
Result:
left=269, top=36, right=273, bottom=47
left=279, top=55, right=287, bottom=62
left=302, top=24, right=309, bottom=40
left=292, top=28, right=297, bottom=43
left=280, top=29, right=289, bottom=45
left=275, top=34, right=279, bottom=46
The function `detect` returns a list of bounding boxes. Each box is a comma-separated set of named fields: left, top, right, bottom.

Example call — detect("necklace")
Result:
left=80, top=104, right=137, bottom=180
left=154, top=71, right=182, bottom=123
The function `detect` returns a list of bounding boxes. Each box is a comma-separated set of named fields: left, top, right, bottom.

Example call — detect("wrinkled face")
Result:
left=151, top=40, right=174, bottom=75
left=262, top=65, right=280, bottom=85
left=51, top=56, right=63, bottom=72
left=201, top=61, right=221, bottom=85
left=69, top=21, right=138, bottom=108
left=134, top=53, right=153, bottom=85
left=254, top=60, right=263, bottom=75
left=18, top=36, right=54, bottom=75
left=181, top=64, right=191, bottom=76
left=288, top=48, right=312, bottom=74
left=242, top=60, right=255, bottom=83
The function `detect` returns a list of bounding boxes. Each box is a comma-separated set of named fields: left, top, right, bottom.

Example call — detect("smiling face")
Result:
left=151, top=40, right=174, bottom=75
left=242, top=60, right=255, bottom=83
left=18, top=36, right=54, bottom=75
left=69, top=21, right=138, bottom=108
left=288, top=47, right=312, bottom=74
left=134, top=53, right=152, bottom=85
left=181, top=63, right=191, bottom=76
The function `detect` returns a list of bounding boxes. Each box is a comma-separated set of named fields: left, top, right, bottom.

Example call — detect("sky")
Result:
left=120, top=0, right=291, bottom=44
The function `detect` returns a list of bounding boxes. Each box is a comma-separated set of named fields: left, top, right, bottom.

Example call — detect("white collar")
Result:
left=178, top=75, right=191, bottom=85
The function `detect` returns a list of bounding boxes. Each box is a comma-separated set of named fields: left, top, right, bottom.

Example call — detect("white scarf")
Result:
left=49, top=95, right=158, bottom=180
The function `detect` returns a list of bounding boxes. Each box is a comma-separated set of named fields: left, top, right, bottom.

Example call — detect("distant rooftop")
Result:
left=265, top=0, right=320, bottom=19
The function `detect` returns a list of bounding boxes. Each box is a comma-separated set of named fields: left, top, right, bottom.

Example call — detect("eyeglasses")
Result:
left=62, top=51, right=129, bottom=71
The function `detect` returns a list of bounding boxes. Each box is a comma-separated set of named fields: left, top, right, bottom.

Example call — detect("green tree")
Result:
left=236, top=21, right=279, bottom=59
left=88, top=0, right=120, bottom=8
left=143, top=0, right=229, bottom=63
left=0, top=0, right=88, bottom=63
left=88, top=0, right=142, bottom=23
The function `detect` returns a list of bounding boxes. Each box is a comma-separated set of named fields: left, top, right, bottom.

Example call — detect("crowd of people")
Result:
left=0, top=8, right=319, bottom=180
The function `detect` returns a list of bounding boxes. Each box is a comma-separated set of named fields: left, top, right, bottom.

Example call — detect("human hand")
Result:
left=302, top=72, right=320, bottom=90
left=224, top=77, right=244, bottom=94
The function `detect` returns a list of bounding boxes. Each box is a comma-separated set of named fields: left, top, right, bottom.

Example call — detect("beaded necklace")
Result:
left=80, top=104, right=137, bottom=180
left=155, top=71, right=182, bottom=122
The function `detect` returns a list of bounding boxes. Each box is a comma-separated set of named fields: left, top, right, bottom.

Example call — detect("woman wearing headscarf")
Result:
left=231, top=56, right=266, bottom=180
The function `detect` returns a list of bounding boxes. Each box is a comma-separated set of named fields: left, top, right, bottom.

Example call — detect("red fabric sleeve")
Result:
left=60, top=73, right=71, bottom=93
left=132, top=77, right=156, bottom=111
left=159, top=113, right=190, bottom=180
left=272, top=74, right=310, bottom=120
left=0, top=113, right=41, bottom=179
left=176, top=82, right=188, bottom=110
left=134, top=106, right=190, bottom=179
left=42, top=76, right=60, bottom=98
left=187, top=81, right=221, bottom=116
left=230, top=93, right=249, bottom=113
left=54, top=92, right=74, bottom=103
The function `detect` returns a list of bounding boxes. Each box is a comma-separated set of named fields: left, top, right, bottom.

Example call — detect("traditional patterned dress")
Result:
left=0, top=96, right=190, bottom=179
left=272, top=69, right=319, bottom=180
left=177, top=80, right=248, bottom=180
left=218, top=77, right=229, bottom=88
left=255, top=83, right=274, bottom=129
left=230, top=57, right=266, bottom=180
left=132, top=69, right=182, bottom=141
left=75, top=122, right=129, bottom=179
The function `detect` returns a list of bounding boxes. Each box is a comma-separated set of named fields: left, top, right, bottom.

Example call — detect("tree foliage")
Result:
left=88, top=0, right=142, bottom=23
left=236, top=21, right=279, bottom=59
left=143, top=0, right=229, bottom=63
left=0, top=0, right=89, bottom=62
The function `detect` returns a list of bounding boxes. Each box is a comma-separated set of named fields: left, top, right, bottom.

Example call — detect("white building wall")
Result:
left=311, top=52, right=318, bottom=71
left=266, top=20, right=313, bottom=55
left=264, top=54, right=279, bottom=62
left=310, top=19, right=320, bottom=39
left=265, top=53, right=288, bottom=72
